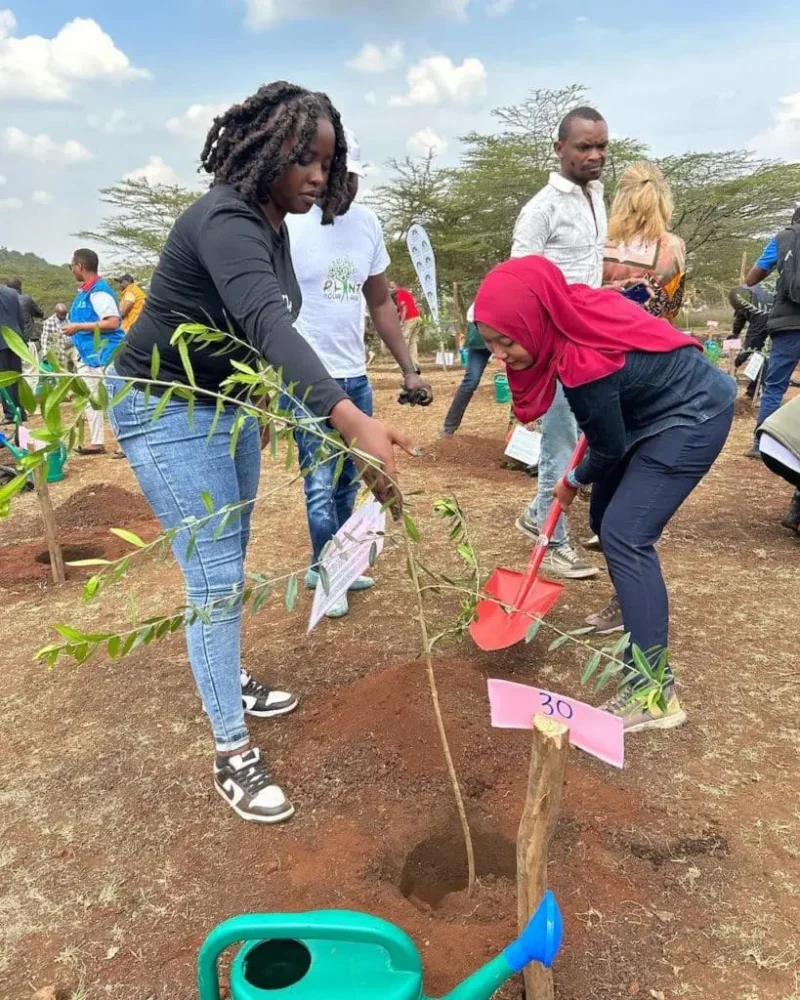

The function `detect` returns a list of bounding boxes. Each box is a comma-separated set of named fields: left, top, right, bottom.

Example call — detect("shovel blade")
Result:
left=469, top=567, right=564, bottom=651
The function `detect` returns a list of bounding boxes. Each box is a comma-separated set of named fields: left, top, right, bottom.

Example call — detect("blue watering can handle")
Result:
left=197, top=911, right=421, bottom=1000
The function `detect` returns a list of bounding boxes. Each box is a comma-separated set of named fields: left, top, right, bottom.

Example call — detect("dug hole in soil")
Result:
left=0, top=483, right=159, bottom=588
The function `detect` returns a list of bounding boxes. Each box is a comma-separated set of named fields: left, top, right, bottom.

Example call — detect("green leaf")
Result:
left=151, top=386, right=174, bottom=422
left=95, top=379, right=109, bottom=409
left=53, top=624, right=87, bottom=641
left=581, top=650, right=603, bottom=685
left=229, top=414, right=243, bottom=459
left=107, top=635, right=121, bottom=659
left=109, top=527, right=146, bottom=548
left=317, top=564, right=330, bottom=596
left=150, top=344, right=161, bottom=379
left=18, top=378, right=36, bottom=415
left=611, top=632, right=631, bottom=658
left=403, top=512, right=420, bottom=542
left=1, top=326, right=36, bottom=366
left=368, top=541, right=378, bottom=567
left=525, top=619, right=542, bottom=643
left=177, top=337, right=197, bottom=388
left=206, top=397, right=224, bottom=444
left=568, top=626, right=596, bottom=637
left=548, top=634, right=571, bottom=651
left=82, top=575, right=102, bottom=601
left=201, top=490, right=214, bottom=513
left=108, top=379, right=134, bottom=408
left=69, top=558, right=111, bottom=567
left=285, top=573, right=298, bottom=612
left=268, top=419, right=278, bottom=460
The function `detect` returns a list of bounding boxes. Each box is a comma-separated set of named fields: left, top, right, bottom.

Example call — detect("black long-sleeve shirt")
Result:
left=0, top=286, right=25, bottom=350
left=564, top=347, right=737, bottom=485
left=116, top=183, right=347, bottom=417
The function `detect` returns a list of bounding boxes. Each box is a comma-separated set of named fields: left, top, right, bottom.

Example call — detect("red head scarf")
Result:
left=473, top=256, right=700, bottom=423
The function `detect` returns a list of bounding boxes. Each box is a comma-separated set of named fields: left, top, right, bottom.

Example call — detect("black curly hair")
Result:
left=200, top=81, right=349, bottom=224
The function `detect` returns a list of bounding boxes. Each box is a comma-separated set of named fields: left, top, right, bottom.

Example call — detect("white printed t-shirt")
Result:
left=286, top=202, right=390, bottom=378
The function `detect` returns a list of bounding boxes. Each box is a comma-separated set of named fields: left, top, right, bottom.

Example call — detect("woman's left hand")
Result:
left=553, top=477, right=578, bottom=510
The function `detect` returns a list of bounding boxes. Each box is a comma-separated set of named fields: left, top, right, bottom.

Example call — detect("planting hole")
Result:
left=35, top=543, right=105, bottom=565
left=399, top=829, right=515, bottom=910
left=243, top=939, right=311, bottom=990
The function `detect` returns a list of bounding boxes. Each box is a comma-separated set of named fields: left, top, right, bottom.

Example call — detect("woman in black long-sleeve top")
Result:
left=109, top=83, right=415, bottom=824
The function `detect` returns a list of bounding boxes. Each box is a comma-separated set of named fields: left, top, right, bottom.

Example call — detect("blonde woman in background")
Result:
left=585, top=162, right=687, bottom=635
left=603, top=161, right=686, bottom=323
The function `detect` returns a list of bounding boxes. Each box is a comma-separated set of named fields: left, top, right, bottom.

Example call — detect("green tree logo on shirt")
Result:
left=324, top=256, right=362, bottom=303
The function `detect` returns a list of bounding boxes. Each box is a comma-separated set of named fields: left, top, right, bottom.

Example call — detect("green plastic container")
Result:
left=46, top=443, right=68, bottom=483
left=493, top=372, right=511, bottom=404
left=197, top=896, right=562, bottom=1000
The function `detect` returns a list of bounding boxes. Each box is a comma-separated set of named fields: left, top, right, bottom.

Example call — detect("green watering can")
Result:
left=198, top=892, right=562, bottom=1000
left=0, top=432, right=68, bottom=484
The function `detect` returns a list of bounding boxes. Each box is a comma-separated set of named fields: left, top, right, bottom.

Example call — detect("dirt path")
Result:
left=1, top=365, right=798, bottom=1000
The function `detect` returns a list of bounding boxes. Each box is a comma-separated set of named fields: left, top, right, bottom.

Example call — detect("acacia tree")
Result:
left=370, top=84, right=800, bottom=300
left=76, top=177, right=202, bottom=276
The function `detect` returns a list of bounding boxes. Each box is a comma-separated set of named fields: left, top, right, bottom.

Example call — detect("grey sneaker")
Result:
left=744, top=444, right=761, bottom=459
left=515, top=513, right=540, bottom=541
left=600, top=685, right=687, bottom=733
left=582, top=533, right=602, bottom=551
left=541, top=542, right=599, bottom=580
left=585, top=594, right=623, bottom=634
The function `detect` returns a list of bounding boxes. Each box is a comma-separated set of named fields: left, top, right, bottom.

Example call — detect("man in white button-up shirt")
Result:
left=512, top=107, right=608, bottom=579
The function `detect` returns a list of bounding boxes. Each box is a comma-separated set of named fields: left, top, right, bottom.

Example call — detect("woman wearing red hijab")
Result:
left=474, top=257, right=736, bottom=732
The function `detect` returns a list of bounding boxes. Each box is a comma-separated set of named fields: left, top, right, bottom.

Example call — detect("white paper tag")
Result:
left=504, top=425, right=542, bottom=466
left=308, top=501, right=386, bottom=632
left=744, top=351, right=765, bottom=381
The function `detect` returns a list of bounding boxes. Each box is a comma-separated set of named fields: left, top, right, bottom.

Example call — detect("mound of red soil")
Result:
left=3, top=484, right=157, bottom=546
left=420, top=434, right=521, bottom=483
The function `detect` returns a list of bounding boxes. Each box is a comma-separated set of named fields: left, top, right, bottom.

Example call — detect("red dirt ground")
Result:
left=1, top=369, right=798, bottom=1000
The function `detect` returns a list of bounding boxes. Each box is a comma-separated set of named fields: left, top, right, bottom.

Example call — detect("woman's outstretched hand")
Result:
left=329, top=399, right=418, bottom=518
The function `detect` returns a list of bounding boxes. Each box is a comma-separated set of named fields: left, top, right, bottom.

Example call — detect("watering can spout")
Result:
left=440, top=891, right=562, bottom=1000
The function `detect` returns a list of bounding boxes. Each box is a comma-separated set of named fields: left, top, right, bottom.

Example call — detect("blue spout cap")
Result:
left=503, top=891, right=563, bottom=973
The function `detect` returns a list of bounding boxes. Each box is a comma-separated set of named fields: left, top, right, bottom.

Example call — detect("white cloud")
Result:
left=347, top=42, right=404, bottom=73
left=389, top=55, right=487, bottom=107
left=31, top=190, right=54, bottom=205
left=364, top=91, right=378, bottom=105
left=486, top=0, right=515, bottom=16
left=87, top=109, right=142, bottom=135
left=3, top=126, right=94, bottom=163
left=407, top=128, right=448, bottom=157
left=166, top=103, right=227, bottom=140
left=124, top=155, right=181, bottom=187
left=244, top=0, right=468, bottom=31
left=575, top=15, right=588, bottom=22
left=0, top=173, right=5, bottom=185
left=750, top=92, right=800, bottom=161
left=0, top=196, right=22, bottom=210
left=0, top=11, right=149, bottom=102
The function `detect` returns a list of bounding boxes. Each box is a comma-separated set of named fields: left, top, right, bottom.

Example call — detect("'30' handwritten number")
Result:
left=538, top=692, right=574, bottom=721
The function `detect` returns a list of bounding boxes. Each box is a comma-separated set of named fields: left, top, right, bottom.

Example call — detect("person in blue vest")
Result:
left=63, top=248, right=124, bottom=455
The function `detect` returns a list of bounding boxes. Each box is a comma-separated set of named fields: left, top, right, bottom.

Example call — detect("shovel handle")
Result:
left=512, top=434, right=588, bottom=609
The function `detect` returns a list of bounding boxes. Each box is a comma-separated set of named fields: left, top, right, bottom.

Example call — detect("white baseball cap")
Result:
left=345, top=127, right=368, bottom=178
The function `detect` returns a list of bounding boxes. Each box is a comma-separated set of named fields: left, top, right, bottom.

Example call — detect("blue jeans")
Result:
left=443, top=348, right=492, bottom=433
left=589, top=406, right=734, bottom=680
left=107, top=374, right=260, bottom=752
left=755, top=331, right=800, bottom=435
left=284, top=375, right=373, bottom=564
left=525, top=383, right=578, bottom=546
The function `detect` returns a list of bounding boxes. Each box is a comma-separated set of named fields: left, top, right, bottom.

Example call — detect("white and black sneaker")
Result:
left=214, top=747, right=295, bottom=824
left=241, top=670, right=298, bottom=718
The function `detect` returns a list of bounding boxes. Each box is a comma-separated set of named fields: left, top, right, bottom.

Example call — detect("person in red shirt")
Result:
left=390, top=281, right=422, bottom=365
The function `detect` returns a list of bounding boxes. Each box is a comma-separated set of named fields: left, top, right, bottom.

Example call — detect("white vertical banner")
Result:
left=406, top=223, right=440, bottom=328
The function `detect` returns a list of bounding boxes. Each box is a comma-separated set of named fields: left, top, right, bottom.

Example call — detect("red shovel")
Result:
left=469, top=435, right=588, bottom=651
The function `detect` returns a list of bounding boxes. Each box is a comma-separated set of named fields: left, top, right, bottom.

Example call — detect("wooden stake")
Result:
left=517, top=715, right=570, bottom=1000
left=452, top=281, right=465, bottom=350
left=35, top=467, right=65, bottom=584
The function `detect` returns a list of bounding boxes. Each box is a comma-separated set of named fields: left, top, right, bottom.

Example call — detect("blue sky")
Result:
left=2, top=0, right=799, bottom=265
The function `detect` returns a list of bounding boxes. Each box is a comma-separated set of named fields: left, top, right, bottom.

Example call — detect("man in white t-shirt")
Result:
left=286, top=130, right=432, bottom=618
